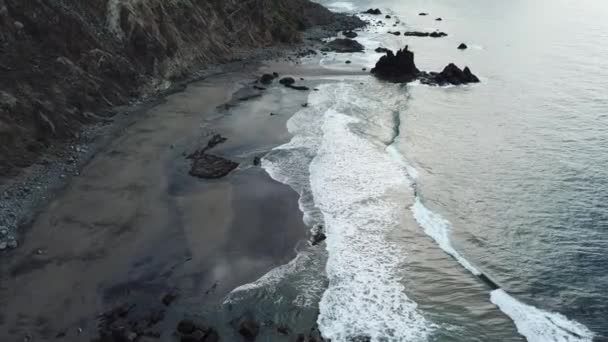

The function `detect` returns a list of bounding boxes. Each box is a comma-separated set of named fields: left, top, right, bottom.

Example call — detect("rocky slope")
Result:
left=0, top=0, right=345, bottom=177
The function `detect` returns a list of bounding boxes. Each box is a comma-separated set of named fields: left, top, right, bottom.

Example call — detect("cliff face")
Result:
left=0, top=0, right=337, bottom=176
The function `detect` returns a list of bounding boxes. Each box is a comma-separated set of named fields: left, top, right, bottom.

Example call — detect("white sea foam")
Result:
left=491, top=289, right=595, bottom=342
left=398, top=143, right=595, bottom=342
left=312, top=110, right=430, bottom=342
left=411, top=198, right=482, bottom=276
left=224, top=248, right=326, bottom=308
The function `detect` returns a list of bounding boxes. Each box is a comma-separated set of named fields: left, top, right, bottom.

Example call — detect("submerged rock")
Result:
left=371, top=45, right=420, bottom=83
left=429, top=31, right=448, bottom=38
left=286, top=84, right=310, bottom=91
left=375, top=47, right=391, bottom=53
left=259, top=73, right=277, bottom=85
left=279, top=77, right=295, bottom=86
left=342, top=30, right=358, bottom=38
left=431, top=64, right=480, bottom=85
left=325, top=38, right=365, bottom=53
left=403, top=31, right=448, bottom=38
left=363, top=8, right=382, bottom=15
left=188, top=153, right=239, bottom=179
left=237, top=318, right=260, bottom=341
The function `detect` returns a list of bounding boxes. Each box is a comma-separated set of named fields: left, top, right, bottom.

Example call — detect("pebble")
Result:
left=0, top=242, right=7, bottom=250
left=0, top=228, right=7, bottom=236
left=8, top=239, right=18, bottom=249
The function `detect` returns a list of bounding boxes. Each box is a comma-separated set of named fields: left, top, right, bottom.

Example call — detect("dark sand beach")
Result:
left=0, top=65, right=332, bottom=341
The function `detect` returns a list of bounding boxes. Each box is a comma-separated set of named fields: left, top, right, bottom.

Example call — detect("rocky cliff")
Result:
left=0, top=0, right=340, bottom=176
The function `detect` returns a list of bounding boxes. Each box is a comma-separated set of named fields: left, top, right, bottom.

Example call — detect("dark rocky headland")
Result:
left=0, top=0, right=362, bottom=178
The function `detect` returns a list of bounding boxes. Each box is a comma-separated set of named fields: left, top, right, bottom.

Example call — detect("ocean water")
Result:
left=226, top=0, right=608, bottom=341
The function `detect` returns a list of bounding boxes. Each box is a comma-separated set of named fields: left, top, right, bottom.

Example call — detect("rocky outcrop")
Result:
left=187, top=134, right=238, bottom=179
left=372, top=46, right=480, bottom=85
left=371, top=46, right=420, bottom=83
left=420, top=64, right=480, bottom=85
left=325, top=38, right=365, bottom=52
left=342, top=30, right=358, bottom=38
left=0, top=0, right=345, bottom=177
left=403, top=31, right=448, bottom=38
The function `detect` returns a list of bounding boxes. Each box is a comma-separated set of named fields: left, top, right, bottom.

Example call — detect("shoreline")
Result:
left=0, top=64, right=317, bottom=341
left=0, top=12, right=367, bottom=340
left=0, top=12, right=365, bottom=250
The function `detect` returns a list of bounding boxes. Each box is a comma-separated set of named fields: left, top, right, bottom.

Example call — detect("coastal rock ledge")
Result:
left=371, top=46, right=480, bottom=86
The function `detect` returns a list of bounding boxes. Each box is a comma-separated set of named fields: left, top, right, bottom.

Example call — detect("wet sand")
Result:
left=0, top=67, right=317, bottom=341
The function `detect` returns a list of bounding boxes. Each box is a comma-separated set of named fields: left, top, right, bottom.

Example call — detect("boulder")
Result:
left=403, top=31, right=447, bottom=38
left=259, top=73, right=276, bottom=85
left=403, top=31, right=430, bottom=37
left=375, top=47, right=391, bottom=53
left=286, top=84, right=310, bottom=91
left=279, top=77, right=295, bottom=86
left=238, top=318, right=260, bottom=341
left=342, top=30, right=358, bottom=38
left=188, top=153, right=239, bottom=179
left=458, top=43, right=468, bottom=50
left=429, top=31, right=448, bottom=38
left=385, top=15, right=392, bottom=19
left=436, top=17, right=443, bottom=21
left=388, top=31, right=401, bottom=36
left=371, top=45, right=420, bottom=83
left=363, top=8, right=382, bottom=15
left=419, top=12, right=428, bottom=16
left=177, top=320, right=197, bottom=335
left=325, top=38, right=365, bottom=53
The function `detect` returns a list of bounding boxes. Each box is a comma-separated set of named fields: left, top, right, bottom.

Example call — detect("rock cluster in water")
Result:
left=371, top=46, right=480, bottom=86
left=403, top=31, right=448, bottom=38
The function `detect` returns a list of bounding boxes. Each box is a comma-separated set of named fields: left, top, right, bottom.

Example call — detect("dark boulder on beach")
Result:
left=458, top=43, right=468, bottom=50
left=436, top=17, right=443, bottom=21
left=260, top=73, right=277, bottom=85
left=371, top=46, right=420, bottom=83
left=176, top=319, right=219, bottom=342
left=343, top=30, right=358, bottom=38
left=237, top=318, right=260, bottom=341
left=385, top=15, right=392, bottom=19
left=364, top=8, right=382, bottom=15
left=403, top=31, right=447, bottom=38
left=279, top=77, right=296, bottom=86
left=375, top=47, right=391, bottom=53
left=419, top=12, right=428, bottom=16
left=286, top=84, right=310, bottom=91
left=389, top=31, right=401, bottom=36
left=325, top=38, right=365, bottom=53
left=188, top=153, right=239, bottom=179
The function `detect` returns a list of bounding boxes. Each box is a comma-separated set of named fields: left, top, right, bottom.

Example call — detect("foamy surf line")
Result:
left=392, top=147, right=595, bottom=342
left=260, top=82, right=434, bottom=341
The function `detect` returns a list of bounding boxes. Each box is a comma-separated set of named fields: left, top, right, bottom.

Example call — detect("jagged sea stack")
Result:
left=371, top=46, right=420, bottom=82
